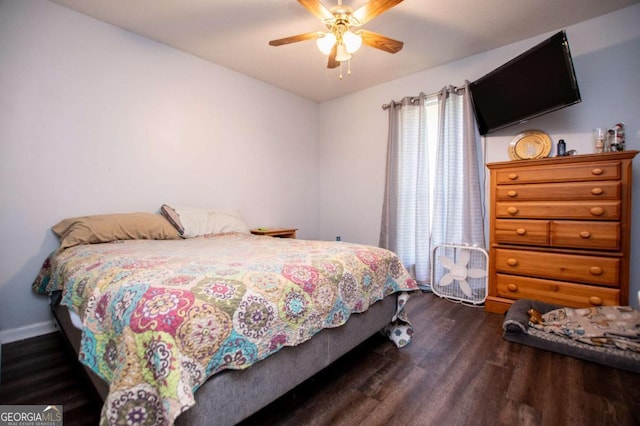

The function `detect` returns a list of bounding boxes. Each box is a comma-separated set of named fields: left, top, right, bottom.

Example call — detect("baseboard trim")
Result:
left=0, top=320, right=58, bottom=344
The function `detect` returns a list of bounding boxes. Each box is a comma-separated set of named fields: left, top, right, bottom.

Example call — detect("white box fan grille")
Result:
left=430, top=244, right=488, bottom=305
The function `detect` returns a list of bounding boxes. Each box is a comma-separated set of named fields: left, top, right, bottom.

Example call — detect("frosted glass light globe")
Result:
left=316, top=32, right=336, bottom=55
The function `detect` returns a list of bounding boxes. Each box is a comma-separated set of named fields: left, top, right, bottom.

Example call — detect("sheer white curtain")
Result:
left=380, top=85, right=485, bottom=287
left=431, top=85, right=486, bottom=247
left=379, top=95, right=432, bottom=283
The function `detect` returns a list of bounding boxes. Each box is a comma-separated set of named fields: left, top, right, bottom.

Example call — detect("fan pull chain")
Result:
left=337, top=60, right=353, bottom=80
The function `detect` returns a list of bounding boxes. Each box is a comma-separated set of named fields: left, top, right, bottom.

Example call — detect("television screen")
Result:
left=469, top=30, right=581, bottom=135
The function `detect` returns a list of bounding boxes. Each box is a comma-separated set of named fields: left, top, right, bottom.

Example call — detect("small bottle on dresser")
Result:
left=557, top=139, right=566, bottom=157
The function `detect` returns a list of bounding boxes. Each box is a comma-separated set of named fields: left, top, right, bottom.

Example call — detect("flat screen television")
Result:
left=469, top=30, right=581, bottom=135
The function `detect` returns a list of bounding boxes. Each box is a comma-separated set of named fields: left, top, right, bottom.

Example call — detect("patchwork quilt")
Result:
left=33, top=234, right=418, bottom=425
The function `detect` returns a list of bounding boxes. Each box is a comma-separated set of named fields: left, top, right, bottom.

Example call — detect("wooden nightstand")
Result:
left=250, top=228, right=297, bottom=239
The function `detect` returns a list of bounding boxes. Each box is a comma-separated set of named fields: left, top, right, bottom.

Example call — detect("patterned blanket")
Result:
left=33, top=234, right=418, bottom=425
left=530, top=305, right=640, bottom=352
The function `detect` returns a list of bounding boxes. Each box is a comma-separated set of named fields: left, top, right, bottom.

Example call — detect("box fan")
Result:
left=430, top=243, right=488, bottom=306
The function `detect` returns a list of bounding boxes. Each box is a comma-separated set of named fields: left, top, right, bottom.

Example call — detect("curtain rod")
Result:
left=381, top=85, right=465, bottom=110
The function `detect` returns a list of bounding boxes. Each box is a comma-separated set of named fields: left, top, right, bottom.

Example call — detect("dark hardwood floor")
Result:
left=2, top=293, right=638, bottom=425
left=0, top=325, right=102, bottom=426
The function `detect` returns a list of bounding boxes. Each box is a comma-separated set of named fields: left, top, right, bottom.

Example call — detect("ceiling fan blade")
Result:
left=360, top=30, right=403, bottom=53
left=327, top=44, right=339, bottom=68
left=298, top=0, right=333, bottom=21
left=269, top=31, right=321, bottom=46
left=352, top=0, right=403, bottom=25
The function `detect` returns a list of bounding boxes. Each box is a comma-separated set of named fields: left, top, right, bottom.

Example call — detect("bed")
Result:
left=32, top=211, right=419, bottom=425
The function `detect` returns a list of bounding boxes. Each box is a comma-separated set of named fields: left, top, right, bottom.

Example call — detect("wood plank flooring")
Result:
left=1, top=293, right=638, bottom=425
left=0, top=325, right=102, bottom=426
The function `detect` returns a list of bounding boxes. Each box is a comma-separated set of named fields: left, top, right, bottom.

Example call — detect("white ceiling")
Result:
left=50, top=0, right=639, bottom=102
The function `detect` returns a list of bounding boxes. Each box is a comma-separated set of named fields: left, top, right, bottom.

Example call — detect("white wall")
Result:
left=318, top=4, right=640, bottom=309
left=0, top=0, right=320, bottom=339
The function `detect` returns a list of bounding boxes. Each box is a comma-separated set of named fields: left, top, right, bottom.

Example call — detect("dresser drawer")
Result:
left=495, top=181, right=621, bottom=201
left=495, top=161, right=621, bottom=185
left=495, top=219, right=549, bottom=245
left=495, top=201, right=621, bottom=220
left=551, top=221, right=621, bottom=250
left=494, top=248, right=620, bottom=287
left=495, top=274, right=620, bottom=307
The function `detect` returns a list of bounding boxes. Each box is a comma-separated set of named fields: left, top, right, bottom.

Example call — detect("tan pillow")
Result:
left=52, top=213, right=181, bottom=249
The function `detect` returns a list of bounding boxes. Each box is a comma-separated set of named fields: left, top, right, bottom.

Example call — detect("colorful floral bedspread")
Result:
left=33, top=234, right=418, bottom=425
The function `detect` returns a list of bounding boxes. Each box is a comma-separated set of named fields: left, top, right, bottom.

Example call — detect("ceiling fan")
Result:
left=269, top=0, right=404, bottom=78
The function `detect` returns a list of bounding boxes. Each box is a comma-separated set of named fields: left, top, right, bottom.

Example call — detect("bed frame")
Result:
left=52, top=295, right=398, bottom=425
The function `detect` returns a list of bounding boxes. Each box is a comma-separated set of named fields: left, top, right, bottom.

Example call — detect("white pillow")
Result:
left=165, top=206, right=250, bottom=238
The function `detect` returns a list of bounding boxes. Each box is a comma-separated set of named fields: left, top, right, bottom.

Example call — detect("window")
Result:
left=380, top=87, right=485, bottom=286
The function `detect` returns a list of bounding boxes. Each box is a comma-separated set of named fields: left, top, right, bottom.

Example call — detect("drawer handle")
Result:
left=588, top=296, right=603, bottom=306
left=508, top=173, right=518, bottom=180
left=506, top=283, right=518, bottom=292
left=589, top=266, right=603, bottom=276
left=507, top=207, right=519, bottom=215
left=591, top=188, right=603, bottom=196
left=590, top=207, right=604, bottom=216
left=580, top=231, right=591, bottom=239
left=507, top=258, right=518, bottom=266
left=591, top=168, right=604, bottom=176
left=516, top=228, right=527, bottom=235
left=507, top=190, right=517, bottom=197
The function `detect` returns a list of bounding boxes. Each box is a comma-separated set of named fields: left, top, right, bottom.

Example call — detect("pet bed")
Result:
left=502, top=299, right=640, bottom=373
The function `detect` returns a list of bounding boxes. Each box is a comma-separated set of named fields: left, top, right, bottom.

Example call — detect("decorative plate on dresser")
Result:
left=485, top=151, right=638, bottom=314
left=508, top=130, right=552, bottom=160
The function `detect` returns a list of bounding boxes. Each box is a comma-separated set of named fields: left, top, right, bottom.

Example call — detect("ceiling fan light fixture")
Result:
left=269, top=0, right=405, bottom=75
left=335, top=43, right=352, bottom=62
left=316, top=32, right=336, bottom=55
left=343, top=30, right=362, bottom=53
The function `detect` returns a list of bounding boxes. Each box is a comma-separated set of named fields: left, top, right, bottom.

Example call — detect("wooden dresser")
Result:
left=485, top=151, right=637, bottom=314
